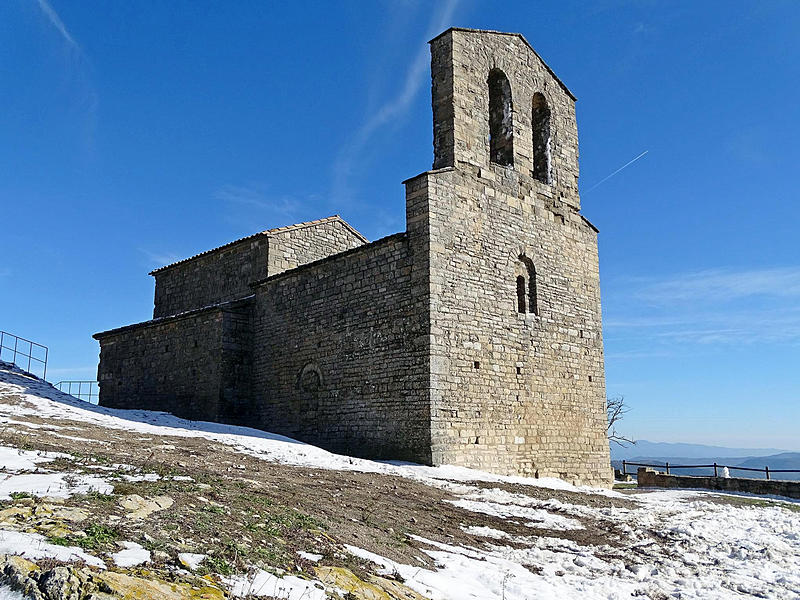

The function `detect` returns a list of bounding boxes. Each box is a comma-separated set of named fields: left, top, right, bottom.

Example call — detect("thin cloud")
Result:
left=607, top=310, right=800, bottom=345
left=631, top=267, right=800, bottom=304
left=139, top=248, right=184, bottom=268
left=214, top=184, right=304, bottom=224
left=332, top=0, right=460, bottom=202
left=34, top=0, right=98, bottom=154
left=605, top=266, right=800, bottom=348
left=36, top=0, right=78, bottom=49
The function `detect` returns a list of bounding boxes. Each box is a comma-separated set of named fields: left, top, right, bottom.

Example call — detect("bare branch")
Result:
left=607, top=395, right=636, bottom=447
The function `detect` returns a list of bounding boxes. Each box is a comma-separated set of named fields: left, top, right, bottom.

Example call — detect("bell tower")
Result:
left=404, top=28, right=611, bottom=486
left=429, top=27, right=581, bottom=209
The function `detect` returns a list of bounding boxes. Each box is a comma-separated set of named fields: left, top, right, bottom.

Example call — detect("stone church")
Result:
left=95, top=28, right=612, bottom=486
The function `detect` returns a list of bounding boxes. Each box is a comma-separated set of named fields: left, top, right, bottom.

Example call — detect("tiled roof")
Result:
left=93, top=296, right=254, bottom=339
left=148, top=215, right=368, bottom=275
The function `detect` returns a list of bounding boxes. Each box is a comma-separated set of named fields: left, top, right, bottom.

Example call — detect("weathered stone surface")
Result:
left=151, top=216, right=367, bottom=319
left=638, top=467, right=800, bottom=499
left=38, top=566, right=83, bottom=600
left=93, top=570, right=225, bottom=600
left=118, top=494, right=174, bottom=520
left=0, top=554, right=226, bottom=600
left=1, top=555, right=43, bottom=599
left=315, top=566, right=426, bottom=600
left=94, top=28, right=612, bottom=486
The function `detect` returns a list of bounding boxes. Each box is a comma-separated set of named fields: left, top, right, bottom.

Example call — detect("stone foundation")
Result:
left=638, top=468, right=800, bottom=499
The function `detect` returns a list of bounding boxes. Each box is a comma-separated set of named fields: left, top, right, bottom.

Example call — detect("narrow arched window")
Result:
left=532, top=92, right=551, bottom=183
left=515, top=255, right=538, bottom=316
left=528, top=263, right=539, bottom=316
left=488, top=69, right=514, bottom=166
left=516, top=275, right=527, bottom=313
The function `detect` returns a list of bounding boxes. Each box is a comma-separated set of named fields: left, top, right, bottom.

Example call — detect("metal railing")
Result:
left=54, top=380, right=99, bottom=404
left=0, top=330, right=48, bottom=379
left=622, top=460, right=800, bottom=481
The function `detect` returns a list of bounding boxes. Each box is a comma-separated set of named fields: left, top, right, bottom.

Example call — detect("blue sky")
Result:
left=2, top=1, right=799, bottom=450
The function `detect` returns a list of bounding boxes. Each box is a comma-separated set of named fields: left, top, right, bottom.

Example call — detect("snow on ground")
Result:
left=0, top=446, right=68, bottom=472
left=2, top=362, right=800, bottom=599
left=0, top=471, right=112, bottom=500
left=223, top=569, right=328, bottom=599
left=0, top=585, right=25, bottom=600
left=177, top=552, right=207, bottom=570
left=296, top=550, right=323, bottom=562
left=448, top=498, right=584, bottom=530
left=0, top=363, right=597, bottom=492
left=345, top=486, right=800, bottom=599
left=111, top=541, right=151, bottom=567
left=0, top=443, right=113, bottom=500
left=0, top=529, right=105, bottom=568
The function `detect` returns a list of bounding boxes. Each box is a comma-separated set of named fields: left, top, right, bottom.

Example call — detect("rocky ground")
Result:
left=1, top=362, right=799, bottom=599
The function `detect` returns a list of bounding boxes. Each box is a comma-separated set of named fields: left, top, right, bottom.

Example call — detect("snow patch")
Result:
left=0, top=530, right=105, bottom=568
left=0, top=585, right=26, bottom=600
left=462, top=525, right=511, bottom=540
left=296, top=550, right=323, bottom=562
left=178, top=552, right=206, bottom=570
left=224, top=569, right=327, bottom=599
left=111, top=541, right=150, bottom=567
left=120, top=473, right=160, bottom=482
left=448, top=498, right=583, bottom=530
left=0, top=472, right=113, bottom=500
left=0, top=446, right=68, bottom=472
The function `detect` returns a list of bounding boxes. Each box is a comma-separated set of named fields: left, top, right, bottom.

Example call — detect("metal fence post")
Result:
left=665, top=462, right=670, bottom=475
left=713, top=462, right=718, bottom=477
left=622, top=460, right=626, bottom=476
left=765, top=466, right=770, bottom=480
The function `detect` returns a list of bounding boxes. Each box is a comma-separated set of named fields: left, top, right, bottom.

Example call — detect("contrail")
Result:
left=584, top=150, right=648, bottom=193
left=36, top=0, right=78, bottom=49
left=331, top=0, right=460, bottom=204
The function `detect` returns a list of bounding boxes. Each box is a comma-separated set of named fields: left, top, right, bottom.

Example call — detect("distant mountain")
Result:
left=610, top=440, right=788, bottom=461
left=736, top=452, right=800, bottom=472
left=611, top=442, right=800, bottom=481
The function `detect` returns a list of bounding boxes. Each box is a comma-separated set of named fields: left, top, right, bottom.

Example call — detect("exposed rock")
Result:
left=39, top=504, right=90, bottom=523
left=93, top=570, right=225, bottom=599
left=315, top=566, right=426, bottom=600
left=367, top=575, right=428, bottom=600
left=1, top=555, right=44, bottom=600
left=0, top=554, right=226, bottom=599
left=0, top=506, right=32, bottom=523
left=38, top=566, right=84, bottom=600
left=0, top=503, right=89, bottom=538
left=118, top=494, right=174, bottom=520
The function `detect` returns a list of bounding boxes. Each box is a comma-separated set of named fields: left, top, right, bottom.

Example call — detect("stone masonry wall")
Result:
left=250, top=234, right=431, bottom=463
left=94, top=29, right=612, bottom=487
left=430, top=29, right=581, bottom=209
left=94, top=299, right=253, bottom=423
left=152, top=218, right=366, bottom=319
left=267, top=219, right=367, bottom=275
left=413, top=29, right=611, bottom=486
left=638, top=468, right=800, bottom=500
left=152, top=237, right=269, bottom=319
